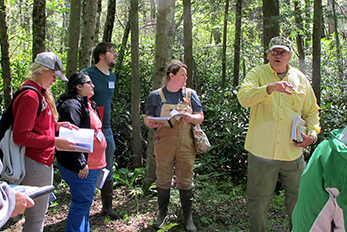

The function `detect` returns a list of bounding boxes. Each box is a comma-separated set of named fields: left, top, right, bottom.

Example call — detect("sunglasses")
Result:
left=81, top=80, right=93, bottom=85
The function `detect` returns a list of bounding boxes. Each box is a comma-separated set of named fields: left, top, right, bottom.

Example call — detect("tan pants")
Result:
left=154, top=120, right=196, bottom=190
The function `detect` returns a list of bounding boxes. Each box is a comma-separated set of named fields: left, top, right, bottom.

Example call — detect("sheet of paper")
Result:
left=58, top=127, right=94, bottom=153
left=96, top=168, right=110, bottom=189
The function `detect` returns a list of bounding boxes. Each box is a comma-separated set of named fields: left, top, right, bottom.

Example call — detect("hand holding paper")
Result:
left=58, top=127, right=94, bottom=153
left=147, top=109, right=191, bottom=128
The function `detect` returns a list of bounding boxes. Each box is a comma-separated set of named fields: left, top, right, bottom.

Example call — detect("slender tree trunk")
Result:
left=66, top=0, right=82, bottom=79
left=304, top=0, right=312, bottom=48
left=331, top=0, right=343, bottom=78
left=233, top=0, right=241, bottom=88
left=312, top=0, right=322, bottom=105
left=221, top=0, right=229, bottom=89
left=94, top=0, right=102, bottom=45
left=144, top=0, right=175, bottom=193
left=60, top=0, right=70, bottom=54
left=103, top=0, right=116, bottom=42
left=150, top=0, right=156, bottom=19
left=115, top=19, right=130, bottom=77
left=79, top=0, right=97, bottom=70
left=32, top=0, right=46, bottom=60
left=262, top=0, right=280, bottom=63
left=294, top=1, right=306, bottom=73
left=242, top=42, right=246, bottom=80
left=0, top=0, right=12, bottom=107
left=183, top=0, right=193, bottom=88
left=327, top=0, right=334, bottom=36
left=130, top=0, right=142, bottom=168
left=211, top=3, right=221, bottom=45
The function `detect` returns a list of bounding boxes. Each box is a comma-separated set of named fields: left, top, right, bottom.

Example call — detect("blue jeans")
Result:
left=103, top=127, right=116, bottom=181
left=58, top=162, right=99, bottom=232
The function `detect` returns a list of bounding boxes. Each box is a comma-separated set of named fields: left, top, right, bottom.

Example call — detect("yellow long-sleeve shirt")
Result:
left=237, top=63, right=320, bottom=161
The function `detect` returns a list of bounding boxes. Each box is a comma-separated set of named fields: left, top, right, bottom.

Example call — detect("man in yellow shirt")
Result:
left=237, top=36, right=320, bottom=232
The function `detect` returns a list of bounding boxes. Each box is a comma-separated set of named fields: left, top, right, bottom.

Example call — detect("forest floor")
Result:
left=1, top=181, right=290, bottom=232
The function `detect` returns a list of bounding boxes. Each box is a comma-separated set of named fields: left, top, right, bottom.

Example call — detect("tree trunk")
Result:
left=103, top=0, right=116, bottom=42
left=331, top=0, right=343, bottom=78
left=60, top=0, right=70, bottom=54
left=115, top=19, right=130, bottom=77
left=144, top=0, right=175, bottom=193
left=183, top=0, right=193, bottom=88
left=130, top=0, right=142, bottom=168
left=294, top=1, right=306, bottom=73
left=66, top=0, right=82, bottom=79
left=327, top=0, right=334, bottom=36
left=221, top=0, right=229, bottom=89
left=211, top=7, right=221, bottom=45
left=312, top=0, right=322, bottom=106
left=150, top=0, right=156, bottom=19
left=0, top=0, right=12, bottom=108
left=32, top=0, right=46, bottom=60
left=262, top=0, right=280, bottom=63
left=94, top=0, right=102, bottom=45
left=233, top=0, right=241, bottom=88
left=79, top=0, right=97, bottom=70
left=304, top=0, right=312, bottom=48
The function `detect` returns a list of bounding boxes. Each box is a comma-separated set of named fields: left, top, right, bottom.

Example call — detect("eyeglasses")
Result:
left=81, top=80, right=93, bottom=85
left=106, top=49, right=116, bottom=53
left=269, top=50, right=289, bottom=57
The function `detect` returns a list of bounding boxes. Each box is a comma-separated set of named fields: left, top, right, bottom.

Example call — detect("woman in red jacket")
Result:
left=12, top=52, right=76, bottom=232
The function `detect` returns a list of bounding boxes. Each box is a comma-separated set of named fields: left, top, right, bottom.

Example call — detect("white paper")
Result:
left=58, top=127, right=94, bottom=153
left=170, top=109, right=190, bottom=121
left=96, top=130, right=103, bottom=142
left=291, top=116, right=306, bottom=142
left=96, top=168, right=110, bottom=189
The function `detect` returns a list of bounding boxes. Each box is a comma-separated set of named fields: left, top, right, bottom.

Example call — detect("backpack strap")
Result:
left=0, top=85, right=42, bottom=154
left=14, top=85, right=42, bottom=118
left=157, top=87, right=167, bottom=104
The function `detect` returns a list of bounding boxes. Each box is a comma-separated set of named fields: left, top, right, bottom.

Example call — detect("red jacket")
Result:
left=12, top=80, right=56, bottom=166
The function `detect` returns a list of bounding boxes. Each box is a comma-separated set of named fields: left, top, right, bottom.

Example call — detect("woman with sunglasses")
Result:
left=56, top=72, right=106, bottom=232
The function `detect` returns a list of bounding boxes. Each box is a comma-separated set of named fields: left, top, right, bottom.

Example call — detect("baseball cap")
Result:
left=268, top=36, right=292, bottom=52
left=34, top=52, right=68, bottom=82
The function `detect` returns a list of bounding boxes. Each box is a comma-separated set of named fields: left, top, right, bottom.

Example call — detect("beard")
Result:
left=108, top=60, right=116, bottom=67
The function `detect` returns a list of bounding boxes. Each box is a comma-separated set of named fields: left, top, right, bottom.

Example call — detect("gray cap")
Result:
left=34, top=52, right=68, bottom=82
left=268, top=36, right=292, bottom=52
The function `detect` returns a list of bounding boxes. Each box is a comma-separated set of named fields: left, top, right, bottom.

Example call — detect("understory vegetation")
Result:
left=2, top=167, right=289, bottom=232
left=1, top=1, right=347, bottom=231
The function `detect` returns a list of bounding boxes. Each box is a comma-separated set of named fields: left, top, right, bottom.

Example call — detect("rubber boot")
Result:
left=101, top=180, right=120, bottom=219
left=179, top=189, right=197, bottom=232
left=153, top=187, right=170, bottom=229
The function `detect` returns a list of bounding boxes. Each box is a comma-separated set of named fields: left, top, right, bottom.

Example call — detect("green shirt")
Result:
left=83, top=66, right=116, bottom=128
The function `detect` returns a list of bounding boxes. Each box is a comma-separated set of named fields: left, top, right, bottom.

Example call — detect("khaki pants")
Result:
left=154, top=121, right=196, bottom=190
left=247, top=153, right=305, bottom=232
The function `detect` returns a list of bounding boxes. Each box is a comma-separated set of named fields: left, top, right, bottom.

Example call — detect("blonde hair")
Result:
left=28, top=63, right=59, bottom=121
